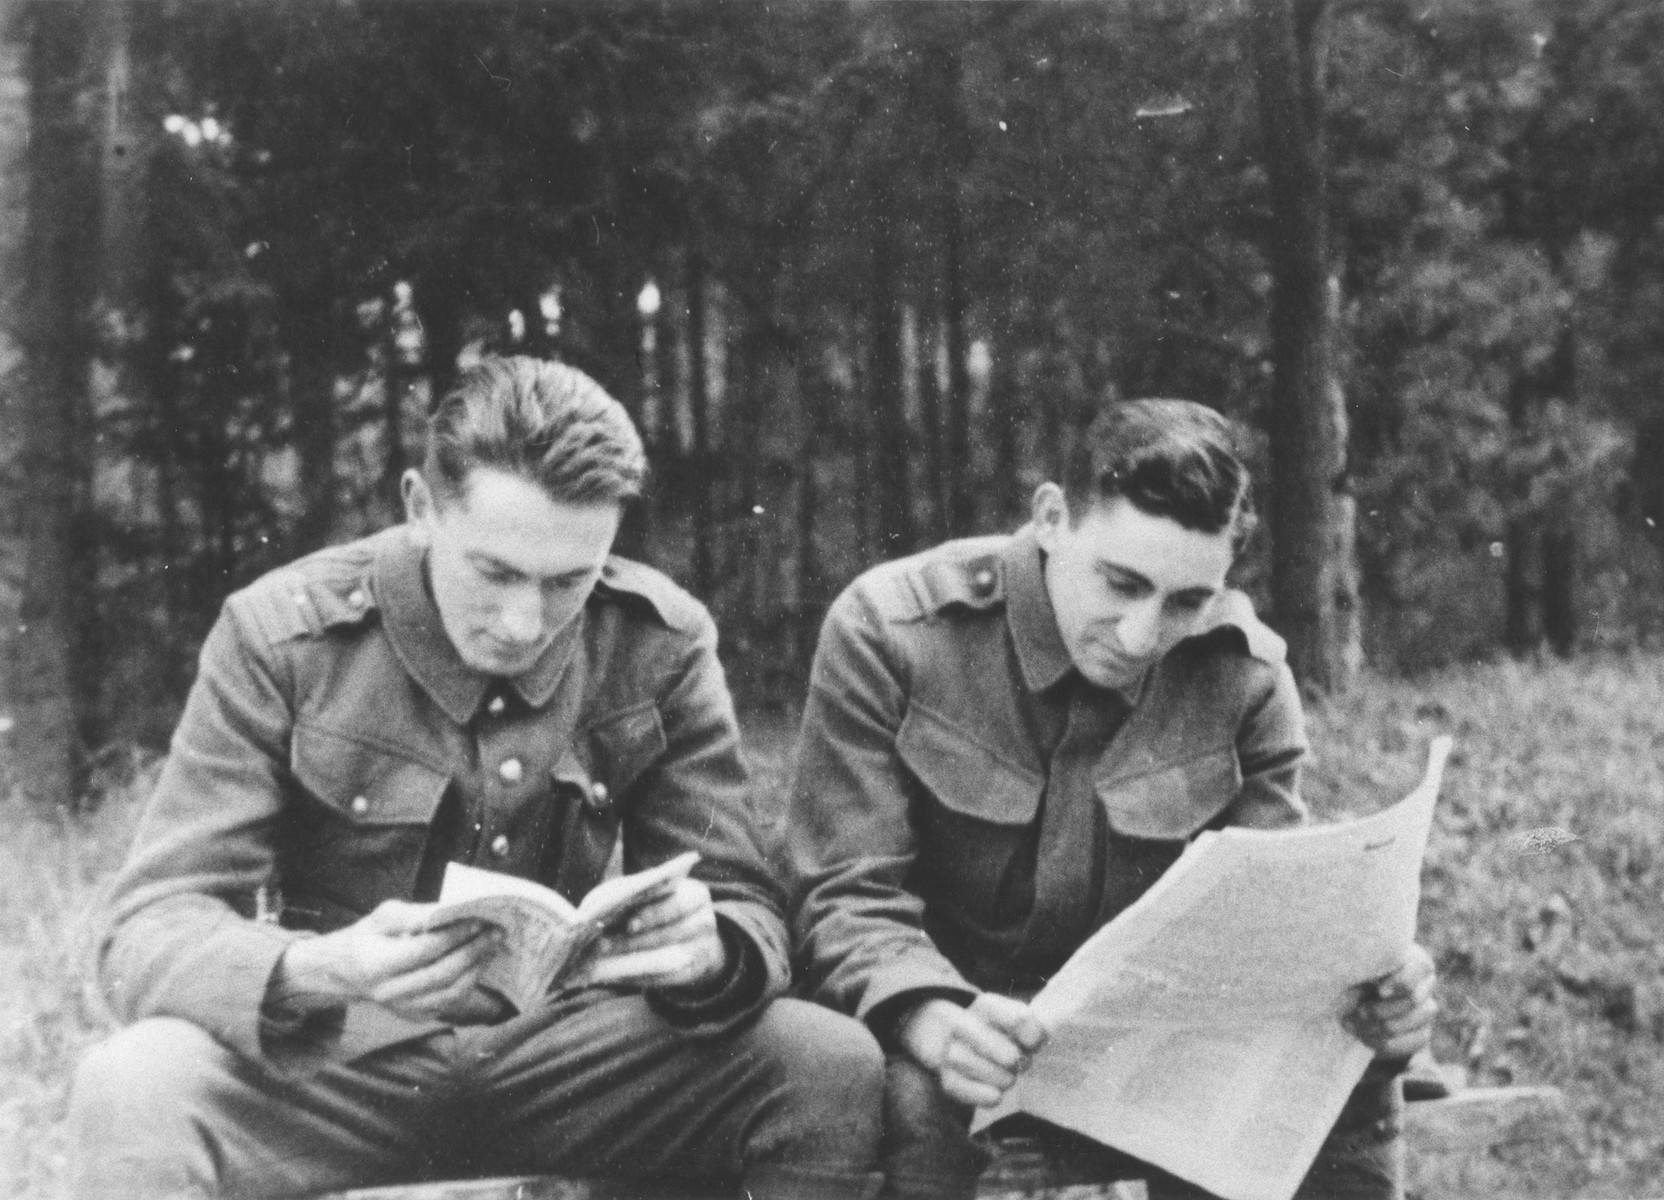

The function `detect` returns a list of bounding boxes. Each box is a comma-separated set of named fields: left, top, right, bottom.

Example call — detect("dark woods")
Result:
left=4, top=0, right=1664, bottom=807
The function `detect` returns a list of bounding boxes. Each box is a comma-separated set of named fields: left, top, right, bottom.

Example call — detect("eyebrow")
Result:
left=468, top=553, right=594, bottom=585
left=1100, top=560, right=1219, bottom=603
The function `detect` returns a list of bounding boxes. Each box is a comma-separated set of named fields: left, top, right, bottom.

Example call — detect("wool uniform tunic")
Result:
left=785, top=526, right=1402, bottom=1200
left=75, top=525, right=886, bottom=1200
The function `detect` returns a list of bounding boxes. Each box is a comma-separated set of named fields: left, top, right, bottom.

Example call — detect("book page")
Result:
left=424, top=852, right=702, bottom=1011
left=432, top=861, right=581, bottom=923
left=574, top=850, right=700, bottom=927
left=975, top=737, right=1451, bottom=1200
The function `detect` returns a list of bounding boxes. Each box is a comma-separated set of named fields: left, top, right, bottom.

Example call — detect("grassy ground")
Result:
left=3, top=652, right=1662, bottom=1198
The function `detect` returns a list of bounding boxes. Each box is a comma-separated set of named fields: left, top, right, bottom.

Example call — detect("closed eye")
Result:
left=1167, top=592, right=1213, bottom=614
left=1100, top=567, right=1152, bottom=599
left=478, top=564, right=522, bottom=586
left=541, top=572, right=591, bottom=594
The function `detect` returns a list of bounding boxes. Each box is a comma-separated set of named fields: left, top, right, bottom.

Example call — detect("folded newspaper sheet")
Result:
left=973, top=737, right=1452, bottom=1200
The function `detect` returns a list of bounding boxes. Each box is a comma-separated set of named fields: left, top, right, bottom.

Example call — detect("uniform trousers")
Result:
left=881, top=1055, right=1405, bottom=1200
left=69, top=991, right=885, bottom=1200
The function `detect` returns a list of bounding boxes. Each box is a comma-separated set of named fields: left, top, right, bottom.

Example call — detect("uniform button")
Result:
left=347, top=587, right=369, bottom=609
left=349, top=795, right=369, bottom=816
left=490, top=834, right=511, bottom=857
left=498, top=758, right=524, bottom=784
left=972, top=568, right=996, bottom=595
left=588, top=781, right=611, bottom=813
left=486, top=695, right=507, bottom=716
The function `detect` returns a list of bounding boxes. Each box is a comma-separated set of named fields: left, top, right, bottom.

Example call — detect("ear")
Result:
left=1031, top=482, right=1070, bottom=552
left=402, top=469, right=435, bottom=546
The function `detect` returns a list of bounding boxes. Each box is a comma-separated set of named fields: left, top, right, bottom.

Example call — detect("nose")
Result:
left=1116, top=598, right=1163, bottom=659
left=499, top=586, right=544, bottom=645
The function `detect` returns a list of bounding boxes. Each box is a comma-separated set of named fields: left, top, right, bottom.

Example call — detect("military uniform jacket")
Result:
left=786, top=526, right=1309, bottom=1031
left=100, top=526, right=788, bottom=1066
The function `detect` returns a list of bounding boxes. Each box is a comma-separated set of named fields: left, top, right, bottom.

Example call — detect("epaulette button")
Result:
left=971, top=567, right=996, bottom=596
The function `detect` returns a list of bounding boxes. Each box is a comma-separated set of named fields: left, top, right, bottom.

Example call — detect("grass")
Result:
left=4, top=653, right=1663, bottom=1198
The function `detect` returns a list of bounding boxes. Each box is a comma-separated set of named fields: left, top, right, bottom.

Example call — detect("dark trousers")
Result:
left=881, top=1055, right=1404, bottom=1200
left=69, top=992, right=885, bottom=1200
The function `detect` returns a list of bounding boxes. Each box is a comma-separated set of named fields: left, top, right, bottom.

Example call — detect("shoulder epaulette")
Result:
left=239, top=540, right=380, bottom=644
left=894, top=535, right=1010, bottom=619
left=593, top=556, right=705, bottom=634
left=1197, top=589, right=1287, bottom=664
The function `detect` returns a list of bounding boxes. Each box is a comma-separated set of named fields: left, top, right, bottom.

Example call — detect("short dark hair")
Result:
left=1063, top=399, right=1257, bottom=552
left=425, top=356, right=646, bottom=507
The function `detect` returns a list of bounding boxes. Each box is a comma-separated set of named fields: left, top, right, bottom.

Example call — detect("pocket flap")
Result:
left=290, top=724, right=449, bottom=826
left=1095, top=747, right=1241, bottom=840
left=897, top=703, right=1042, bottom=826
left=586, top=702, right=667, bottom=799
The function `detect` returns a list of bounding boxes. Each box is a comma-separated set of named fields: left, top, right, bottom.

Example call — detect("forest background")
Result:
left=6, top=0, right=1664, bottom=790
left=2, top=0, right=1664, bottom=1195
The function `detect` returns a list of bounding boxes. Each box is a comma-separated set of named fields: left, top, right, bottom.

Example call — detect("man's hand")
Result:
left=577, top=877, right=727, bottom=991
left=1345, top=942, right=1437, bottom=1058
left=897, top=994, right=1048, bottom=1109
left=270, top=900, right=504, bottom=1025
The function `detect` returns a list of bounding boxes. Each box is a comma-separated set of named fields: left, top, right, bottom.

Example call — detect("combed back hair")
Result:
left=425, top=356, right=646, bottom=507
left=1063, top=399, right=1257, bottom=552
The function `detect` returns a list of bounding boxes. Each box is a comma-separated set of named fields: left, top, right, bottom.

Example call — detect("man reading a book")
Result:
left=71, top=356, right=886, bottom=1200
left=785, top=400, right=1438, bottom=1200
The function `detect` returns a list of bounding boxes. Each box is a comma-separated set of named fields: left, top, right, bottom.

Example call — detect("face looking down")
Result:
left=1032, top=485, right=1237, bottom=691
left=403, top=466, right=621, bottom=678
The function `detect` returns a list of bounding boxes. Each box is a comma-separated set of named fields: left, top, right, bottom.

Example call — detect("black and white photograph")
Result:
left=1, top=2, right=1661, bottom=1199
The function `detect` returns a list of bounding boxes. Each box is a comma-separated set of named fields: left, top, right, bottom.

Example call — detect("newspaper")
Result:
left=973, top=737, right=1452, bottom=1200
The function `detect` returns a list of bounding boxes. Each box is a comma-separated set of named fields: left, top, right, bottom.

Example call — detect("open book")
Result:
left=973, top=738, right=1452, bottom=1200
left=425, top=850, right=699, bottom=1012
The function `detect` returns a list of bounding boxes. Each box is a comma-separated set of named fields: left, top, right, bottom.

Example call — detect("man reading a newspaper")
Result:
left=71, top=357, right=885, bottom=1200
left=786, top=400, right=1437, bottom=1200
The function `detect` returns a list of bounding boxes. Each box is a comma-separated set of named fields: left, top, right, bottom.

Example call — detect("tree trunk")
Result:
left=866, top=173, right=911, bottom=560
left=415, top=268, right=466, bottom=410
left=1248, top=0, right=1362, bottom=694
left=1503, top=302, right=1578, bottom=657
left=920, top=37, right=974, bottom=539
left=686, top=247, right=714, bottom=599
left=286, top=296, right=341, bottom=556
left=917, top=307, right=948, bottom=543
left=1, top=1, right=101, bottom=804
left=942, top=194, right=973, bottom=538
left=382, top=313, right=411, bottom=520
left=987, top=315, right=1024, bottom=528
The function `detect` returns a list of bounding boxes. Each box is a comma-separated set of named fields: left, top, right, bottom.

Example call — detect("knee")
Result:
left=755, top=998, right=885, bottom=1105
left=749, top=999, right=886, bottom=1116
left=71, top=1018, right=227, bottom=1132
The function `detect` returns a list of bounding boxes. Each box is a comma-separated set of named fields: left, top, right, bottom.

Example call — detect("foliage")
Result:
left=12, top=0, right=1664, bottom=736
left=1301, top=650, right=1664, bottom=1196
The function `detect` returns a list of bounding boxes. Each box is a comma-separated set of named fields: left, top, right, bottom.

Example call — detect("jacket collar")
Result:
left=374, top=529, right=579, bottom=725
left=1002, top=524, right=1151, bottom=705
left=1003, top=526, right=1076, bottom=695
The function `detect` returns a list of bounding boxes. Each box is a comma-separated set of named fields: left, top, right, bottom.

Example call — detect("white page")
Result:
left=974, top=737, right=1451, bottom=1200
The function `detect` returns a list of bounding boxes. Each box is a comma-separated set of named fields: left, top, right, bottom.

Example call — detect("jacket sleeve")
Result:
left=626, top=609, right=790, bottom=1034
left=96, top=592, right=313, bottom=1063
left=1226, top=658, right=1311, bottom=830
left=785, top=584, right=978, bottom=1027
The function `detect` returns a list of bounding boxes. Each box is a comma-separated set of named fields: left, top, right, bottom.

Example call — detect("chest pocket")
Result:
left=1094, top=746, right=1242, bottom=841
left=586, top=701, right=668, bottom=800
left=547, top=702, right=668, bottom=901
left=284, top=723, right=451, bottom=920
left=897, top=703, right=1043, bottom=826
left=897, top=702, right=1043, bottom=932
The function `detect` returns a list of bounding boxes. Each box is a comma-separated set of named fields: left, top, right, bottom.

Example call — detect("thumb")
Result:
left=363, top=899, right=436, bottom=935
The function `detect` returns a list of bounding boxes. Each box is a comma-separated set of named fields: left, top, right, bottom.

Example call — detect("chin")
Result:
left=464, top=644, right=539, bottom=676
left=1080, top=655, right=1144, bottom=690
